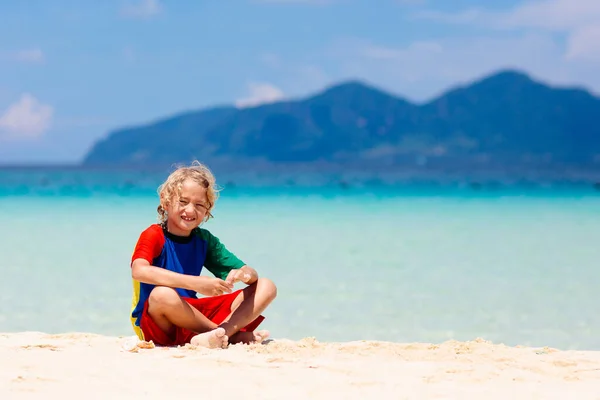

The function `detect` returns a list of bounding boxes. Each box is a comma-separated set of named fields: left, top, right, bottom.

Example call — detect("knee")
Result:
left=256, top=277, right=277, bottom=301
left=148, top=286, right=180, bottom=311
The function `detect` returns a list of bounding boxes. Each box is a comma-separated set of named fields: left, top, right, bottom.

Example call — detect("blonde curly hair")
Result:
left=156, top=161, right=221, bottom=226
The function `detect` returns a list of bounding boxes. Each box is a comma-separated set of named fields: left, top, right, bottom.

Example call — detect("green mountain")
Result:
left=82, top=70, right=600, bottom=173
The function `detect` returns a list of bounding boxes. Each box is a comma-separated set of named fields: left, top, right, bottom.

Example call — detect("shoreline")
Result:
left=3, top=332, right=600, bottom=399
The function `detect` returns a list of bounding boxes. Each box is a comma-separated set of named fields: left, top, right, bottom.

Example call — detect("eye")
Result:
left=179, top=199, right=188, bottom=205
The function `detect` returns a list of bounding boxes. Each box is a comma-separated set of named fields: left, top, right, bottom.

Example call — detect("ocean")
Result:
left=1, top=166, right=600, bottom=350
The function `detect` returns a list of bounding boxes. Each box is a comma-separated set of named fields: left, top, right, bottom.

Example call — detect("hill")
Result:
left=82, top=70, right=600, bottom=174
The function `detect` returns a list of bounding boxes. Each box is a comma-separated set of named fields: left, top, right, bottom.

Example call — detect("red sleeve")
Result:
left=131, top=224, right=165, bottom=266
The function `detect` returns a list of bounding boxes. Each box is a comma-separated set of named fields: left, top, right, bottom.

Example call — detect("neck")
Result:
left=165, top=221, right=192, bottom=237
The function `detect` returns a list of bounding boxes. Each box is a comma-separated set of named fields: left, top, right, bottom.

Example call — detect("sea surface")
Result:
left=1, top=167, right=600, bottom=350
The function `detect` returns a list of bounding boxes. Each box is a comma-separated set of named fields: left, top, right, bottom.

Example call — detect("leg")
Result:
left=147, top=286, right=228, bottom=349
left=218, top=277, right=277, bottom=344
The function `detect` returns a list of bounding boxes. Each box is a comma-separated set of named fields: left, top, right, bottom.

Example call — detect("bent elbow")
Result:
left=131, top=260, right=148, bottom=281
left=131, top=265, right=140, bottom=281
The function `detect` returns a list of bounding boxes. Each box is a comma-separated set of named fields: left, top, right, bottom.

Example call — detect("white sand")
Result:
left=2, top=332, right=600, bottom=399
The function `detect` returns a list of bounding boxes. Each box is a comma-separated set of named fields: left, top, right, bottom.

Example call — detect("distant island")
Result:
left=82, top=69, right=600, bottom=178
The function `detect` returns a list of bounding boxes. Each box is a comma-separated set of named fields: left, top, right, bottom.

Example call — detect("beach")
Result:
left=3, top=332, right=600, bottom=399
left=3, top=172, right=600, bottom=399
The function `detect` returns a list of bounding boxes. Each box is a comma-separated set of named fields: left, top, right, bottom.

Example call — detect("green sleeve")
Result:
left=199, top=229, right=245, bottom=280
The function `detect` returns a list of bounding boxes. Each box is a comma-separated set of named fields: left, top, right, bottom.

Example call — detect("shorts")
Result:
left=139, top=289, right=265, bottom=346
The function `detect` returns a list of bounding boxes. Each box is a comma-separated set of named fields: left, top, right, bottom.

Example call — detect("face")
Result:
left=164, top=179, right=210, bottom=236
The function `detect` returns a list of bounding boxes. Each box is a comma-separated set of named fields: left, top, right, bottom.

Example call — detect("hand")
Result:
left=225, top=267, right=257, bottom=286
left=194, top=277, right=233, bottom=297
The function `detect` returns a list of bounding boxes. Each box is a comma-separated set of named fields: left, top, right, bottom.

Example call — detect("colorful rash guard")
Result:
left=129, top=224, right=245, bottom=340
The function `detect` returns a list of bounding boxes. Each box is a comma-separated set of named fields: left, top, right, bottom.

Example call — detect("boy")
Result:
left=129, top=161, right=277, bottom=348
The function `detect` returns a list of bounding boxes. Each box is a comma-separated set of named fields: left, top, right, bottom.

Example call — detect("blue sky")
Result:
left=1, top=0, right=599, bottom=164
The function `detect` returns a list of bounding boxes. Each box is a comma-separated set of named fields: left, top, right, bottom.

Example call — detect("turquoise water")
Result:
left=1, top=168, right=600, bottom=350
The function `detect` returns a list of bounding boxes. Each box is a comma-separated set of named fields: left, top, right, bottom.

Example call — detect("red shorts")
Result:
left=139, top=289, right=265, bottom=346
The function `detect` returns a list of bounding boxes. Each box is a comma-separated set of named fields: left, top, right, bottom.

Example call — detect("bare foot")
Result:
left=253, top=330, right=270, bottom=343
left=190, top=327, right=228, bottom=349
left=230, top=330, right=270, bottom=345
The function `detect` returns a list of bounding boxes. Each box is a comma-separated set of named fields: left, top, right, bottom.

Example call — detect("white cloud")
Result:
left=13, top=48, right=44, bottom=64
left=413, top=0, right=600, bottom=31
left=407, top=0, right=600, bottom=80
left=331, top=31, right=600, bottom=102
left=566, top=25, right=600, bottom=63
left=500, top=0, right=600, bottom=31
left=120, top=0, right=162, bottom=18
left=0, top=94, right=54, bottom=140
left=235, top=82, right=285, bottom=108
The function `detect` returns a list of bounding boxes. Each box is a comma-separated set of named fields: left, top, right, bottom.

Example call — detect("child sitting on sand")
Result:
left=128, top=161, right=277, bottom=348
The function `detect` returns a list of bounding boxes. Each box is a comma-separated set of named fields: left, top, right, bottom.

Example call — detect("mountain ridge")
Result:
left=82, top=69, right=600, bottom=173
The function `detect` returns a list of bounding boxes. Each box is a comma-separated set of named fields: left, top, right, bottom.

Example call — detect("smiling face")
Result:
left=164, top=179, right=210, bottom=236
left=156, top=162, right=219, bottom=233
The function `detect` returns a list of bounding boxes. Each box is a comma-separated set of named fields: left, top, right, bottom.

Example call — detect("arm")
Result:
left=132, top=258, right=233, bottom=296
left=131, top=258, right=208, bottom=291
left=130, top=226, right=232, bottom=296
left=202, top=229, right=257, bottom=285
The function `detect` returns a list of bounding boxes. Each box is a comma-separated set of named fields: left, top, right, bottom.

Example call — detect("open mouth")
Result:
left=181, top=215, right=195, bottom=222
